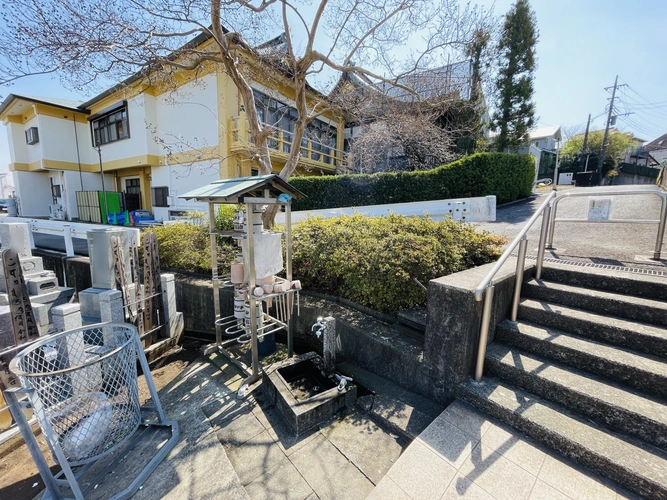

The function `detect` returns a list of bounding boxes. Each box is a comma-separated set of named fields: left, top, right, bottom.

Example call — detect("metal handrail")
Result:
left=473, top=190, right=556, bottom=382
left=546, top=188, right=667, bottom=259
left=474, top=191, right=557, bottom=301
left=473, top=186, right=667, bottom=383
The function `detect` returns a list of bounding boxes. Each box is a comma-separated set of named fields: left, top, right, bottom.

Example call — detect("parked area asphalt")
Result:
left=475, top=184, right=667, bottom=271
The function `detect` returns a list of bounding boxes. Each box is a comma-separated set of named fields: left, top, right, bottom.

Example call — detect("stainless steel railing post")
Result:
left=535, top=204, right=552, bottom=280
left=510, top=238, right=528, bottom=321
left=655, top=197, right=666, bottom=259
left=546, top=197, right=560, bottom=249
left=474, top=285, right=495, bottom=382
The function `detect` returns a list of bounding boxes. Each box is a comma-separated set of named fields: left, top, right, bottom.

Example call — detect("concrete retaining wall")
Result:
left=275, top=195, right=496, bottom=224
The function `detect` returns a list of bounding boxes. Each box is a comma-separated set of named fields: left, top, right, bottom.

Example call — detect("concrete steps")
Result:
left=518, top=299, right=667, bottom=358
left=460, top=264, right=667, bottom=498
left=522, top=278, right=667, bottom=326
left=495, top=319, right=667, bottom=400
left=484, top=341, right=667, bottom=449
left=458, top=378, right=667, bottom=500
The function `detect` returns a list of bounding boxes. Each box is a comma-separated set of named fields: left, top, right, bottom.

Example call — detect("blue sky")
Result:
left=1, top=0, right=666, bottom=180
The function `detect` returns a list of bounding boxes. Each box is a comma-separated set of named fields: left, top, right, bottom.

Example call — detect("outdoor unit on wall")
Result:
left=49, top=204, right=65, bottom=220
left=25, top=127, right=39, bottom=145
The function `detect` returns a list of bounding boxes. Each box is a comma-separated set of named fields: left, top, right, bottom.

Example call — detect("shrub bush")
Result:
left=291, top=213, right=506, bottom=314
left=290, top=152, right=535, bottom=211
left=144, top=221, right=237, bottom=275
left=149, top=211, right=505, bottom=315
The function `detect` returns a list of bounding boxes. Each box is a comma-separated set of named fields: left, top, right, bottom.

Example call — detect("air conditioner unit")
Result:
left=25, top=127, right=39, bottom=145
left=49, top=204, right=65, bottom=220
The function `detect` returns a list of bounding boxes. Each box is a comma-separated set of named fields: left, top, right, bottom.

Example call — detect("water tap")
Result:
left=311, top=317, right=326, bottom=339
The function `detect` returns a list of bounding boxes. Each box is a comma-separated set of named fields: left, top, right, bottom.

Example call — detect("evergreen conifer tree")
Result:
left=493, top=0, right=538, bottom=152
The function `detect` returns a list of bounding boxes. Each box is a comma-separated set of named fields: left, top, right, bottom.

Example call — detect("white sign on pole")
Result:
left=587, top=198, right=612, bottom=221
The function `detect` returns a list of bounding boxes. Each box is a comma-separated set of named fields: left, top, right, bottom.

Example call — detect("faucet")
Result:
left=311, top=317, right=326, bottom=339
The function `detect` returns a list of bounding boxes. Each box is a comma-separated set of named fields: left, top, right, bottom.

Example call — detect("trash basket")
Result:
left=5, top=323, right=178, bottom=500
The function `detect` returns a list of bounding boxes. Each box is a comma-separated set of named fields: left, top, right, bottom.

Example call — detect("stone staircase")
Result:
left=458, top=264, right=667, bottom=499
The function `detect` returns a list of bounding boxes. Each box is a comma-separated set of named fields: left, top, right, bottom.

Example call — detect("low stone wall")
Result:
left=423, top=258, right=535, bottom=402
left=32, top=249, right=92, bottom=293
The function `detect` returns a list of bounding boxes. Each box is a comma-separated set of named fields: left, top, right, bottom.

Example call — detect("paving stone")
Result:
left=289, top=433, right=349, bottom=490
left=440, top=400, right=492, bottom=439
left=386, top=440, right=457, bottom=500
left=441, top=473, right=495, bottom=500
left=528, top=479, right=571, bottom=500
left=210, top=410, right=266, bottom=448
left=244, top=457, right=313, bottom=500
left=365, top=394, right=434, bottom=440
left=538, top=455, right=616, bottom=500
left=255, top=404, right=321, bottom=456
left=319, top=411, right=406, bottom=485
left=226, top=430, right=287, bottom=486
left=366, top=477, right=411, bottom=500
left=315, top=462, right=374, bottom=500
left=458, top=379, right=667, bottom=499
left=480, top=424, right=546, bottom=476
left=417, top=416, right=479, bottom=470
left=458, top=444, right=537, bottom=500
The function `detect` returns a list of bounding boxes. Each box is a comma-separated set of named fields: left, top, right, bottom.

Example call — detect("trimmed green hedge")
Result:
left=149, top=212, right=505, bottom=315
left=290, top=152, right=535, bottom=211
left=292, top=214, right=505, bottom=313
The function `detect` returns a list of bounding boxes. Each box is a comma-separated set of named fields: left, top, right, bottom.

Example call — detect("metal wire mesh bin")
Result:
left=4, top=324, right=178, bottom=500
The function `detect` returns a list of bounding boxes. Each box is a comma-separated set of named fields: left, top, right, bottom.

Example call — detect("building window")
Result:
left=25, top=127, right=39, bottom=145
left=152, top=186, right=169, bottom=207
left=91, top=106, right=129, bottom=145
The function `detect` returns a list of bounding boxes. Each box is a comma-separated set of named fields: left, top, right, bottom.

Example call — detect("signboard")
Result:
left=587, top=198, right=612, bottom=221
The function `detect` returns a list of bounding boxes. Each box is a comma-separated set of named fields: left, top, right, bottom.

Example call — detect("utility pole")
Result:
left=598, top=76, right=620, bottom=172
left=580, top=113, right=591, bottom=172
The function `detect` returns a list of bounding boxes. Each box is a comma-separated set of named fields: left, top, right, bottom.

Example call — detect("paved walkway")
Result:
left=369, top=400, right=636, bottom=500
left=475, top=185, right=667, bottom=270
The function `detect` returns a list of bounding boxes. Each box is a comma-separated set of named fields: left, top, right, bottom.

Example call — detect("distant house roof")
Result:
left=329, top=60, right=472, bottom=102
left=528, top=126, right=561, bottom=141
left=0, top=94, right=88, bottom=118
left=488, top=125, right=562, bottom=145
left=645, top=133, right=667, bottom=151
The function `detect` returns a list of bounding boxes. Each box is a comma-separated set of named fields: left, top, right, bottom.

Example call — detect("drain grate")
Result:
left=512, top=254, right=667, bottom=277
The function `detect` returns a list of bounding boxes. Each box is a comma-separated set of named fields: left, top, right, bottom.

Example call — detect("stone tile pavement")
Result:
left=368, top=400, right=638, bottom=500
left=202, top=351, right=410, bottom=500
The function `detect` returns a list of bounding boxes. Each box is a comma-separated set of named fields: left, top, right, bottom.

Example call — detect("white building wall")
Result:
left=26, top=116, right=42, bottom=164
left=15, top=171, right=51, bottom=216
left=7, top=122, right=29, bottom=164
left=94, top=96, right=149, bottom=162
left=154, top=73, right=219, bottom=155
left=151, top=160, right=219, bottom=221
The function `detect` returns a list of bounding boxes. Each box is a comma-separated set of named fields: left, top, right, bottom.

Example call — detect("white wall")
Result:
left=151, top=160, right=219, bottom=221
left=26, top=116, right=42, bottom=164
left=154, top=73, right=219, bottom=155
left=6, top=122, right=29, bottom=164
left=94, top=95, right=150, bottom=162
left=15, top=171, right=51, bottom=216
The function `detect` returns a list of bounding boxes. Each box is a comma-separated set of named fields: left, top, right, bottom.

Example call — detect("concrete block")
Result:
left=87, top=229, right=131, bottom=290
left=26, top=273, right=59, bottom=296
left=424, top=258, right=533, bottom=401
left=161, top=274, right=183, bottom=339
left=52, top=303, right=83, bottom=332
left=0, top=223, right=32, bottom=257
left=0, top=303, right=49, bottom=349
left=79, top=287, right=108, bottom=322
left=99, top=289, right=124, bottom=324
left=0, top=256, right=44, bottom=276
